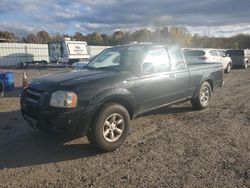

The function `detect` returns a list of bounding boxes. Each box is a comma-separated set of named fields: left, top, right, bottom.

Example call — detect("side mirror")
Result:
left=142, top=62, right=154, bottom=73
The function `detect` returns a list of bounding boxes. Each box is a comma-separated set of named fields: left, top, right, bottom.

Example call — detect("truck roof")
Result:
left=109, top=43, right=179, bottom=49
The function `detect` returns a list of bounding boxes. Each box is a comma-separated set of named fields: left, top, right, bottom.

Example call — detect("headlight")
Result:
left=50, top=91, right=78, bottom=108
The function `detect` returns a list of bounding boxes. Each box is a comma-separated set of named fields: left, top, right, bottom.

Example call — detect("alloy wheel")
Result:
left=102, top=113, right=124, bottom=142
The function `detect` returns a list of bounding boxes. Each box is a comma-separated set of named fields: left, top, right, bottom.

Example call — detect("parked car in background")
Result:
left=21, top=43, right=224, bottom=151
left=244, top=49, right=250, bottom=63
left=225, top=49, right=249, bottom=69
left=183, top=48, right=232, bottom=73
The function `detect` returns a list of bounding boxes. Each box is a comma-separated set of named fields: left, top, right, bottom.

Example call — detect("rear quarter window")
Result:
left=184, top=50, right=205, bottom=57
left=169, top=47, right=185, bottom=70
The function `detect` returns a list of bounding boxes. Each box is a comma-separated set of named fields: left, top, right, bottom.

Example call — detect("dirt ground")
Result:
left=0, top=68, right=249, bottom=188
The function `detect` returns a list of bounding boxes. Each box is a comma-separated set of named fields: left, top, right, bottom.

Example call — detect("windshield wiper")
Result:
left=85, top=66, right=97, bottom=70
left=85, top=66, right=120, bottom=72
left=97, top=66, right=120, bottom=71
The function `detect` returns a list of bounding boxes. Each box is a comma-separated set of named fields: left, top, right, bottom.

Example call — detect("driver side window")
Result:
left=142, top=48, right=171, bottom=74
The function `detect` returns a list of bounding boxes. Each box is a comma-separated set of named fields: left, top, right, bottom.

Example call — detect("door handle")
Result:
left=169, top=74, right=176, bottom=79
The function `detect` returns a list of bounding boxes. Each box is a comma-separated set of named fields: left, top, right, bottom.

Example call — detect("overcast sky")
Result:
left=0, top=0, right=249, bottom=37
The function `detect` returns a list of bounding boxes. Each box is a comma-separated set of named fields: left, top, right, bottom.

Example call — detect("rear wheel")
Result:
left=225, top=63, right=231, bottom=73
left=191, top=81, right=212, bottom=110
left=87, top=103, right=130, bottom=152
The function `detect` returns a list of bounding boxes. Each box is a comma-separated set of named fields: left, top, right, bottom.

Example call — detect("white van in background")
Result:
left=48, top=38, right=90, bottom=64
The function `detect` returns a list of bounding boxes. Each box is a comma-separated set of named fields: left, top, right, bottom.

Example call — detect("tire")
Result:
left=225, top=63, right=231, bottom=73
left=87, top=103, right=130, bottom=152
left=191, top=81, right=212, bottom=110
left=244, top=62, right=248, bottom=69
left=86, top=130, right=94, bottom=143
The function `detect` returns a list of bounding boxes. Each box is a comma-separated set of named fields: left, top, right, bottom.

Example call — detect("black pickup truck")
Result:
left=21, top=43, right=224, bottom=151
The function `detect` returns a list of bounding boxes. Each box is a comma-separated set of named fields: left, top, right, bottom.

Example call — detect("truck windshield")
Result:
left=86, top=46, right=146, bottom=71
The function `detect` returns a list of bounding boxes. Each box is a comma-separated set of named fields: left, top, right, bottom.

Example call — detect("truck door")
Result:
left=134, top=48, right=176, bottom=113
left=169, top=47, right=190, bottom=100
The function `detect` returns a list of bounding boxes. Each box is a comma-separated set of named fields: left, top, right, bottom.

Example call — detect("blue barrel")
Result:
left=0, top=72, right=15, bottom=91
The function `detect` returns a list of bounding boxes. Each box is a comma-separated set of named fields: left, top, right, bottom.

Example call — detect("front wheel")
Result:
left=87, top=103, right=130, bottom=152
left=191, top=81, right=212, bottom=110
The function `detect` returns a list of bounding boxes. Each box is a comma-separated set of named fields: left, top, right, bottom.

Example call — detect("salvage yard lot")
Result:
left=0, top=68, right=249, bottom=187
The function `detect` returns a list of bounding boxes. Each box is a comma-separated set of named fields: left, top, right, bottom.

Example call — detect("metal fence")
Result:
left=0, top=43, right=49, bottom=66
left=0, top=43, right=111, bottom=67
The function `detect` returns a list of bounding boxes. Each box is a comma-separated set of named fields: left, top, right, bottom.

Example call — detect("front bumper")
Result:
left=21, top=104, right=83, bottom=135
left=20, top=88, right=84, bottom=135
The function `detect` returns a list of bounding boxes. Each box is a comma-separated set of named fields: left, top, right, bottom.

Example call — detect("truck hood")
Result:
left=29, top=69, right=121, bottom=92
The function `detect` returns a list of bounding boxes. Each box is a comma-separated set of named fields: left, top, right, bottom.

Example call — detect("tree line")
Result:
left=1, top=27, right=250, bottom=49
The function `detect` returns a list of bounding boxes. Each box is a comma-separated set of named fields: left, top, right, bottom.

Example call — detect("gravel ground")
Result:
left=0, top=68, right=249, bottom=188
